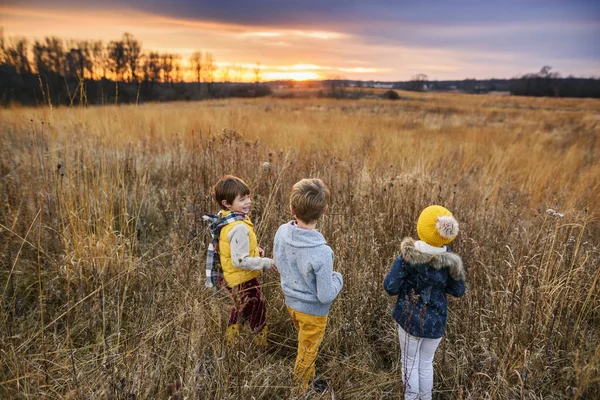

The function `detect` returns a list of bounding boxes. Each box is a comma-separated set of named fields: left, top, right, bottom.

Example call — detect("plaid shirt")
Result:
left=203, top=210, right=247, bottom=288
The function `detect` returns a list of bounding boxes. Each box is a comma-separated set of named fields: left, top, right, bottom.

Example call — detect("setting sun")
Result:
left=262, top=71, right=320, bottom=81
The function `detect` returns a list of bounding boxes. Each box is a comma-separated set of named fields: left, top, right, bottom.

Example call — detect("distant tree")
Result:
left=463, top=78, right=477, bottom=93
left=141, top=51, right=163, bottom=86
left=32, top=40, right=49, bottom=76
left=220, top=65, right=231, bottom=82
left=408, top=73, right=428, bottom=91
left=65, top=47, right=84, bottom=79
left=123, top=33, right=142, bottom=82
left=326, top=74, right=346, bottom=97
left=88, top=40, right=105, bottom=79
left=232, top=63, right=245, bottom=82
left=173, top=55, right=183, bottom=83
left=47, top=37, right=65, bottom=76
left=149, top=52, right=162, bottom=83
left=161, top=53, right=180, bottom=83
left=2, top=37, right=31, bottom=74
left=204, top=52, right=216, bottom=83
left=253, top=62, right=261, bottom=83
left=141, top=53, right=151, bottom=83
left=0, top=28, right=5, bottom=65
left=539, top=66, right=555, bottom=78
left=108, top=39, right=127, bottom=81
left=79, top=41, right=93, bottom=79
left=511, top=66, right=564, bottom=97
left=190, top=51, right=203, bottom=83
left=32, top=37, right=65, bottom=76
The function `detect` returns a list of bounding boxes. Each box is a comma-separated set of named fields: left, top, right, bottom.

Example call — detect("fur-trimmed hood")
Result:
left=401, top=237, right=466, bottom=281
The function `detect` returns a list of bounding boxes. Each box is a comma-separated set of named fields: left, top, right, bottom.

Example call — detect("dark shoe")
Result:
left=312, top=378, right=328, bottom=393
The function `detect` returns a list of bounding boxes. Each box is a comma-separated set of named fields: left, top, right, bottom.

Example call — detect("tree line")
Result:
left=0, top=31, right=270, bottom=106
left=395, top=67, right=600, bottom=98
left=508, top=66, right=600, bottom=98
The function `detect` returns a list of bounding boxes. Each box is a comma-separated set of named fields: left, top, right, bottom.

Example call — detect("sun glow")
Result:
left=262, top=71, right=320, bottom=81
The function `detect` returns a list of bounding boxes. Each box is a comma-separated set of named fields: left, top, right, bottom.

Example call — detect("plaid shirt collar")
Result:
left=203, top=210, right=247, bottom=288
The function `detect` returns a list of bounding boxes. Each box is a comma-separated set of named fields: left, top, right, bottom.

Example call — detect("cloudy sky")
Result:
left=2, top=0, right=599, bottom=81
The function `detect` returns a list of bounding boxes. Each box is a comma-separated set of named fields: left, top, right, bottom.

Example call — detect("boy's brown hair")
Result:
left=214, top=175, right=250, bottom=209
left=290, top=178, right=330, bottom=223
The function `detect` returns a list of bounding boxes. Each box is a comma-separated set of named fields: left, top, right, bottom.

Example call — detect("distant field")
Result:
left=1, top=92, right=599, bottom=399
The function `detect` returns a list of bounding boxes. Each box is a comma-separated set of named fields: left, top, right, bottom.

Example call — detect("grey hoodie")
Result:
left=274, top=221, right=343, bottom=316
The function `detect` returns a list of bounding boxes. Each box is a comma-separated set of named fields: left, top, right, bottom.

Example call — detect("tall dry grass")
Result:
left=1, top=92, right=599, bottom=399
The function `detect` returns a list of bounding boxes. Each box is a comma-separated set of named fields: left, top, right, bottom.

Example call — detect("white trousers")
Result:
left=398, top=325, right=442, bottom=400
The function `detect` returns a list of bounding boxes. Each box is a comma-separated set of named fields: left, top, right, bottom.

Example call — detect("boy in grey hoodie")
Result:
left=274, top=178, right=343, bottom=392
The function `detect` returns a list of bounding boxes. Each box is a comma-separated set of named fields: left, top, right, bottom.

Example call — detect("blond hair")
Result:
left=290, top=178, right=330, bottom=223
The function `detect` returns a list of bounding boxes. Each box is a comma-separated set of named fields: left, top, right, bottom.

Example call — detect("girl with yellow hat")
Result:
left=384, top=205, right=466, bottom=400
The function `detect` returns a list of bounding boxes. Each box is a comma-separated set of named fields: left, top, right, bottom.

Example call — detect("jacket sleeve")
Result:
left=228, top=224, right=272, bottom=271
left=313, top=249, right=343, bottom=304
left=445, top=276, right=466, bottom=297
left=383, top=256, right=407, bottom=296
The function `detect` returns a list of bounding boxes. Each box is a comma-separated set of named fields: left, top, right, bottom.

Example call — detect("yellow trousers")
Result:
left=287, top=306, right=328, bottom=389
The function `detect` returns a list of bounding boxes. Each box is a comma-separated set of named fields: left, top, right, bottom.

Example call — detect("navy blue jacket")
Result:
left=384, top=238, right=466, bottom=339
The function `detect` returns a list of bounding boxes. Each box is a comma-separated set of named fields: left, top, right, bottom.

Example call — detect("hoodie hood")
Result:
left=401, top=237, right=466, bottom=281
left=278, top=221, right=327, bottom=248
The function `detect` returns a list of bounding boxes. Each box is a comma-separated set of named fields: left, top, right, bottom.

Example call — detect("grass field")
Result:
left=1, top=91, right=599, bottom=399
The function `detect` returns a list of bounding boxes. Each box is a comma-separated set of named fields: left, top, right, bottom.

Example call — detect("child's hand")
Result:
left=258, top=247, right=265, bottom=257
left=333, top=271, right=343, bottom=283
left=268, top=260, right=278, bottom=274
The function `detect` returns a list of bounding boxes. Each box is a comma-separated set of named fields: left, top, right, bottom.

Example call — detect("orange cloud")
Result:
left=7, top=3, right=591, bottom=80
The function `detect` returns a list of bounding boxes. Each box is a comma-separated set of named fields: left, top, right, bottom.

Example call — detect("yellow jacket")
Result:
left=219, top=213, right=266, bottom=287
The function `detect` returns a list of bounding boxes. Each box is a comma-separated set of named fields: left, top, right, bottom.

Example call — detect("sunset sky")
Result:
left=2, top=0, right=599, bottom=81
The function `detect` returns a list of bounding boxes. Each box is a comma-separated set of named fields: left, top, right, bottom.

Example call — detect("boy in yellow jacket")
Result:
left=205, top=175, right=275, bottom=345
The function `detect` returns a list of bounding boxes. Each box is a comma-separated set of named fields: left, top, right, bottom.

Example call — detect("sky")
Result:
left=2, top=0, right=599, bottom=81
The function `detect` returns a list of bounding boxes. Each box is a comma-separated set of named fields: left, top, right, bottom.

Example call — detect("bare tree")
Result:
left=161, top=53, right=181, bottom=83
left=141, top=52, right=150, bottom=83
left=190, top=51, right=203, bottom=83
left=79, top=41, right=93, bottom=79
left=149, top=52, right=162, bottom=83
left=327, top=74, right=346, bottom=97
left=32, top=37, right=65, bottom=76
left=63, top=40, right=91, bottom=79
left=32, top=40, right=49, bottom=75
left=141, top=51, right=162, bottom=85
left=65, top=47, right=84, bottom=79
left=88, top=40, right=104, bottom=79
left=2, top=37, right=31, bottom=74
left=0, top=28, right=5, bottom=65
left=204, top=52, right=216, bottom=83
left=48, top=37, right=65, bottom=76
left=108, top=39, right=127, bottom=81
left=220, top=65, right=231, bottom=82
left=162, top=53, right=172, bottom=83
left=232, top=63, right=245, bottom=82
left=409, top=73, right=428, bottom=91
left=173, top=55, right=183, bottom=83
left=539, top=66, right=560, bottom=79
left=253, top=62, right=261, bottom=83
left=123, top=33, right=142, bottom=82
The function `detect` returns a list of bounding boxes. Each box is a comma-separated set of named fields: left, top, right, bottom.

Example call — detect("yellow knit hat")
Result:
left=417, top=205, right=459, bottom=247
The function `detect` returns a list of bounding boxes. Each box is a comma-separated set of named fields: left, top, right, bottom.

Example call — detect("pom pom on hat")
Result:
left=417, top=205, right=459, bottom=247
left=436, top=216, right=459, bottom=239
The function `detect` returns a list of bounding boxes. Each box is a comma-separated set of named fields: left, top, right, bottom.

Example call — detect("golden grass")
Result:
left=1, top=92, right=599, bottom=399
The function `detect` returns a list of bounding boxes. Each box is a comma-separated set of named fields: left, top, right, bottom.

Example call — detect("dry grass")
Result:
left=1, top=92, right=599, bottom=399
